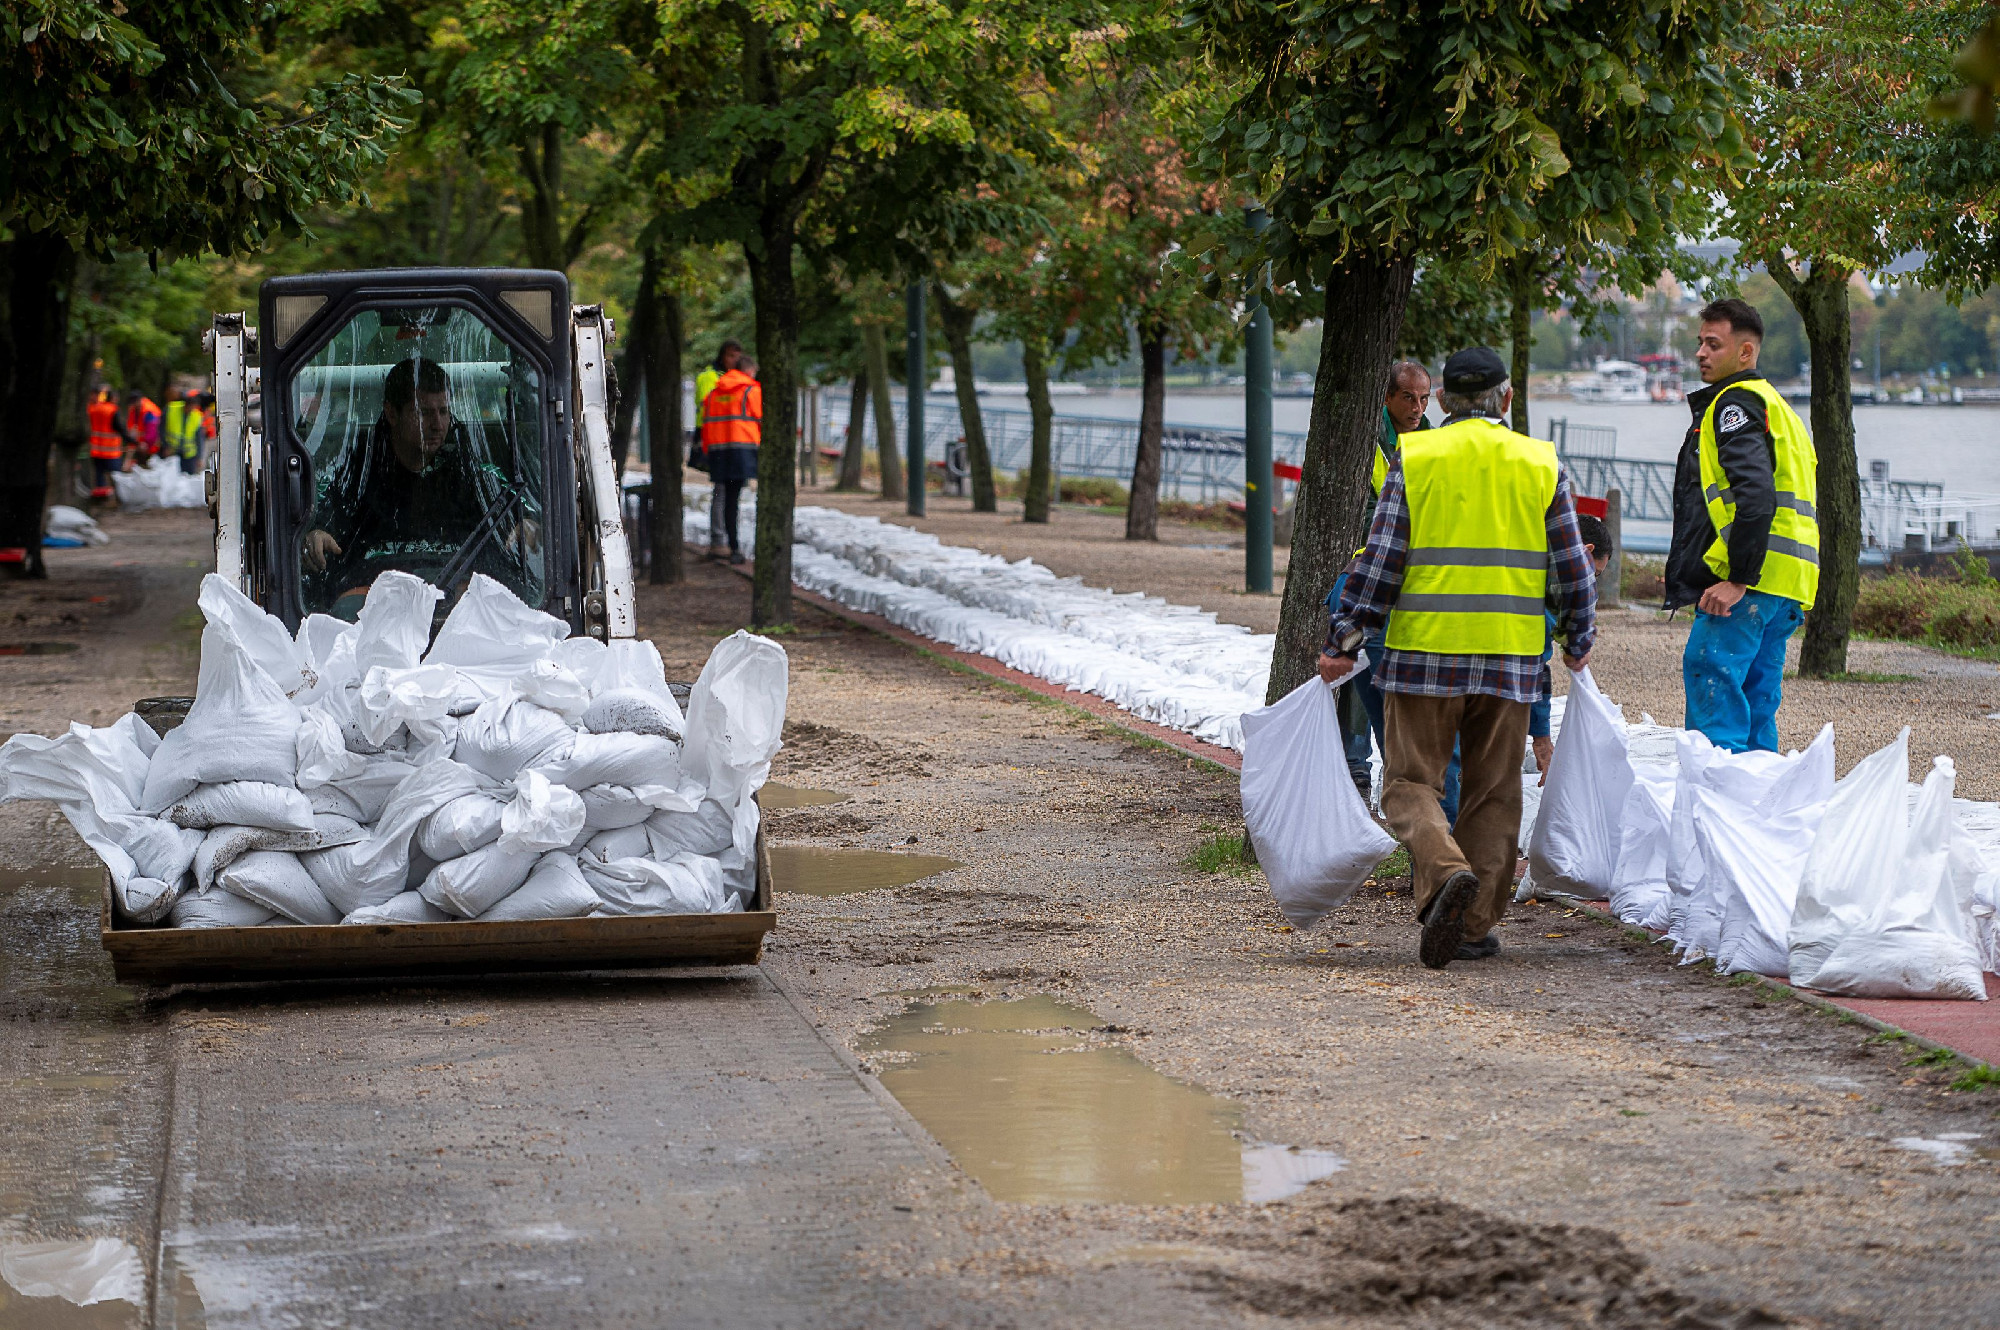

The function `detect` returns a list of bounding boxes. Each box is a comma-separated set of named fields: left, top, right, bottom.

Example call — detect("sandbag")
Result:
left=356, top=663, right=462, bottom=748
left=497, top=769, right=586, bottom=854
left=417, top=842, right=539, bottom=918
left=643, top=801, right=735, bottom=859
left=343, top=891, right=451, bottom=925
left=585, top=823, right=653, bottom=862
left=1525, top=669, right=1632, bottom=900
left=1239, top=676, right=1397, bottom=929
left=200, top=573, right=310, bottom=697
left=218, top=849, right=341, bottom=924
left=479, top=852, right=598, bottom=921
left=534, top=731, right=680, bottom=791
left=417, top=792, right=508, bottom=861
left=343, top=757, right=418, bottom=824
left=579, top=783, right=656, bottom=830
left=194, top=815, right=364, bottom=891
left=583, top=687, right=682, bottom=739
left=163, top=780, right=316, bottom=832
left=425, top=572, right=570, bottom=675
left=170, top=888, right=281, bottom=929
left=1698, top=780, right=1826, bottom=978
left=517, top=659, right=591, bottom=721
left=141, top=607, right=303, bottom=810
left=1607, top=767, right=1675, bottom=928
left=1793, top=734, right=1989, bottom=1000
left=352, top=569, right=442, bottom=678
left=303, top=759, right=483, bottom=915
left=306, top=783, right=368, bottom=822
left=296, top=704, right=365, bottom=789
left=579, top=851, right=732, bottom=915
left=457, top=696, right=576, bottom=781
left=682, top=630, right=785, bottom=815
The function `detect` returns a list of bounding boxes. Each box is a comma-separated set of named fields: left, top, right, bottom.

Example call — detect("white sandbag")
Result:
left=585, top=824, right=653, bottom=862
left=682, top=630, right=786, bottom=814
left=1525, top=668, right=1632, bottom=900
left=516, top=658, right=591, bottom=721
left=343, top=757, right=417, bottom=824
left=352, top=569, right=442, bottom=678
left=579, top=851, right=731, bottom=915
left=303, top=759, right=483, bottom=915
left=343, top=891, right=452, bottom=925
left=141, top=612, right=303, bottom=811
left=643, top=801, right=735, bottom=858
left=170, top=888, right=281, bottom=929
left=306, top=783, right=368, bottom=821
left=417, top=792, right=507, bottom=860
left=1608, top=767, right=1675, bottom=928
left=1663, top=733, right=1792, bottom=952
left=497, top=769, right=586, bottom=854
left=295, top=704, right=365, bottom=789
left=457, top=696, right=576, bottom=781
left=1238, top=676, right=1397, bottom=929
left=417, top=842, right=540, bottom=918
left=583, top=687, right=683, bottom=739
left=194, top=815, right=364, bottom=891
left=0, top=716, right=203, bottom=922
left=479, top=852, right=598, bottom=921
left=534, top=731, right=680, bottom=791
left=550, top=635, right=608, bottom=684
left=1699, top=779, right=1827, bottom=978
left=199, top=573, right=309, bottom=697
left=356, top=663, right=461, bottom=748
left=1794, top=736, right=1989, bottom=1000
left=163, top=780, right=316, bottom=832
left=425, top=572, right=570, bottom=675
left=578, top=783, right=656, bottom=829
left=218, top=849, right=341, bottom=924
left=597, top=637, right=673, bottom=696
left=46, top=504, right=108, bottom=546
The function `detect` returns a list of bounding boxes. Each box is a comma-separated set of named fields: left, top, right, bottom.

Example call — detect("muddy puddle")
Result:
left=769, top=847, right=964, bottom=896
left=859, top=995, right=1343, bottom=1205
left=758, top=783, right=850, bottom=810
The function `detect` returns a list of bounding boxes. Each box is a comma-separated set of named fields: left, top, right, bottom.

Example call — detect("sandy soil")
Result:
left=658, top=557, right=2000, bottom=1329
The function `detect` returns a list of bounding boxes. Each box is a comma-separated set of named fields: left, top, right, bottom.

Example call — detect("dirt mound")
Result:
left=779, top=719, right=934, bottom=777
left=1194, top=1196, right=1793, bottom=1328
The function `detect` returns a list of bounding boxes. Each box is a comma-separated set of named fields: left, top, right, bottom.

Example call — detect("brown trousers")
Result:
left=1381, top=691, right=1530, bottom=943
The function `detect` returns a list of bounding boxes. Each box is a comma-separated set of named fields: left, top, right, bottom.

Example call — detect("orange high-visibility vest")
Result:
left=123, top=397, right=161, bottom=448
left=700, top=370, right=762, bottom=447
left=88, top=398, right=123, bottom=460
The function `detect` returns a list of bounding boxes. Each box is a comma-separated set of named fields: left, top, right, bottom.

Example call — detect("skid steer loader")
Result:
left=103, top=269, right=773, bottom=985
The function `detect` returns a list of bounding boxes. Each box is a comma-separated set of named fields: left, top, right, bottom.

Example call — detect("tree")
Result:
left=1, top=1, right=413, bottom=573
left=1721, top=0, right=2000, bottom=676
left=1188, top=0, right=1753, bottom=700
left=931, top=278, right=999, bottom=511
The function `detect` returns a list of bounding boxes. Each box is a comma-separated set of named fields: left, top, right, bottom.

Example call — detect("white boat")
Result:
left=1568, top=359, right=1652, bottom=404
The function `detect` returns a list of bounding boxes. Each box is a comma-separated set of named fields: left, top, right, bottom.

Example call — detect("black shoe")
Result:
left=729, top=550, right=748, bottom=566
left=1419, top=870, right=1480, bottom=970
left=1455, top=934, right=1500, bottom=961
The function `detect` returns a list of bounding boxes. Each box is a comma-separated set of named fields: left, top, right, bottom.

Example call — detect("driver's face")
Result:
left=388, top=389, right=452, bottom=459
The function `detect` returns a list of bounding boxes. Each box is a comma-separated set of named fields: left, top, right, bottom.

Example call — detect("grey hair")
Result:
left=1438, top=380, right=1510, bottom=419
left=1386, top=359, right=1431, bottom=393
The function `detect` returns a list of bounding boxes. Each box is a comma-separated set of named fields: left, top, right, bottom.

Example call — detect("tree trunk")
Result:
left=745, top=224, right=797, bottom=627
left=835, top=369, right=868, bottom=490
left=638, top=248, right=686, bottom=586
left=1776, top=260, right=1858, bottom=678
left=613, top=272, right=647, bottom=479
left=862, top=323, right=904, bottom=500
left=0, top=230, right=79, bottom=577
left=1022, top=335, right=1054, bottom=523
left=1507, top=256, right=1534, bottom=435
left=517, top=123, right=565, bottom=272
left=933, top=282, right=996, bottom=512
left=1125, top=327, right=1166, bottom=540
left=1266, top=253, right=1418, bottom=703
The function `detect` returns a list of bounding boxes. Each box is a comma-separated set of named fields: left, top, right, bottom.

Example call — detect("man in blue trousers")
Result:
left=1665, top=298, right=1821, bottom=753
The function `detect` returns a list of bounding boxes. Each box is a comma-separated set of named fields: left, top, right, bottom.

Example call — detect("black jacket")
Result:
left=1665, top=371, right=1779, bottom=610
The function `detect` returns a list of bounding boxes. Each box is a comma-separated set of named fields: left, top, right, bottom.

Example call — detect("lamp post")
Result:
left=906, top=282, right=927, bottom=517
left=1244, top=207, right=1274, bottom=594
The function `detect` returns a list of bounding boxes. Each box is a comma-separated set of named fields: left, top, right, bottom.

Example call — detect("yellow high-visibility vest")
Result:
left=1697, top=377, right=1819, bottom=607
left=1384, top=416, right=1557, bottom=657
left=694, top=368, right=720, bottom=428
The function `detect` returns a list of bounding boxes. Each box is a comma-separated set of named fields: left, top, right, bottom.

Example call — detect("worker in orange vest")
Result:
left=86, top=389, right=123, bottom=499
left=122, top=391, right=162, bottom=459
left=700, top=355, right=761, bottom=565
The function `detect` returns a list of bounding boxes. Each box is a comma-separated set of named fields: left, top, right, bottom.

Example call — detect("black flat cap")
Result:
left=1441, top=346, right=1508, bottom=393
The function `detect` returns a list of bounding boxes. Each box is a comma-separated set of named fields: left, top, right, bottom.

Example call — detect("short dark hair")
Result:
left=715, top=339, right=743, bottom=371
left=1385, top=359, right=1431, bottom=394
left=1575, top=513, right=1610, bottom=554
left=1698, top=297, right=1763, bottom=340
left=383, top=357, right=450, bottom=411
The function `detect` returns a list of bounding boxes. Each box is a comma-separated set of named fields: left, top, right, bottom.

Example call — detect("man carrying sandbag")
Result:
left=1666, top=298, right=1819, bottom=754
left=1320, top=347, right=1597, bottom=969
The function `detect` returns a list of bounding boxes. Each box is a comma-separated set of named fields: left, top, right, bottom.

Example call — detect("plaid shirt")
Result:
left=1329, top=419, right=1597, bottom=703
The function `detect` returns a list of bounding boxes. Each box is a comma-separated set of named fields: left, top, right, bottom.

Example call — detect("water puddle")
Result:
left=0, top=1238, right=146, bottom=1327
left=858, top=995, right=1344, bottom=1205
left=758, top=784, right=850, bottom=810
left=1890, top=1132, right=1983, bottom=1166
left=0, top=642, right=80, bottom=656
left=769, top=847, right=964, bottom=896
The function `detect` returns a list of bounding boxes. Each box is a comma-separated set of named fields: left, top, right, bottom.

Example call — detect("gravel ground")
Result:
left=661, top=555, right=2000, bottom=1329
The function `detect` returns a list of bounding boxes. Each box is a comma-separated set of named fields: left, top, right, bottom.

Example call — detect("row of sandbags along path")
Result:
left=0, top=503, right=1995, bottom=1326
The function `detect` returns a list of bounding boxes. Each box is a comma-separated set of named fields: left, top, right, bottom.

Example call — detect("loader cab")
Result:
left=253, top=269, right=581, bottom=632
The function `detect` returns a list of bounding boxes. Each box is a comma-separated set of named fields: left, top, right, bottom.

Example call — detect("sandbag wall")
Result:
left=0, top=572, right=787, bottom=928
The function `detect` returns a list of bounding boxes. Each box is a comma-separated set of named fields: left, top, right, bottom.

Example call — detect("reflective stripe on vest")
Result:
left=87, top=401, right=122, bottom=459
left=1697, top=377, right=1819, bottom=606
left=1384, top=416, right=1557, bottom=656
left=700, top=373, right=761, bottom=446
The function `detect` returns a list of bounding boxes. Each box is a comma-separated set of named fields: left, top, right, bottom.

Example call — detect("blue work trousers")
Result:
left=1683, top=588, right=1803, bottom=754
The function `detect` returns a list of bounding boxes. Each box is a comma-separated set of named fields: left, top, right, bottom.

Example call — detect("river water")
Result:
left=987, top=389, right=2000, bottom=495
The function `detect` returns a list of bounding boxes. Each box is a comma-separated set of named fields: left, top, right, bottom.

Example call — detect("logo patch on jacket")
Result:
left=1716, top=402, right=1751, bottom=434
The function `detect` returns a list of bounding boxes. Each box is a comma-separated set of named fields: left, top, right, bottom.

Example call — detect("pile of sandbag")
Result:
left=0, top=571, right=787, bottom=929
left=1525, top=674, right=1993, bottom=1000
left=110, top=458, right=205, bottom=511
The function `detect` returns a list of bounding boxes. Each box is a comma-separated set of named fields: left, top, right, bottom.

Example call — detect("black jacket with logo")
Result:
left=1665, top=371, right=1778, bottom=610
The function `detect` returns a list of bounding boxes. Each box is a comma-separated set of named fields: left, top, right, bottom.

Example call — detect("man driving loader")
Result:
left=302, top=356, right=538, bottom=613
